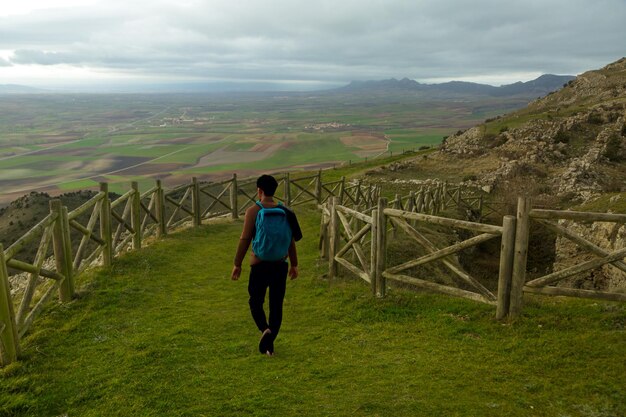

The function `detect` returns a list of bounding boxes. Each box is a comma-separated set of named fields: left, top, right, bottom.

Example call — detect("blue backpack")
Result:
left=252, top=201, right=293, bottom=261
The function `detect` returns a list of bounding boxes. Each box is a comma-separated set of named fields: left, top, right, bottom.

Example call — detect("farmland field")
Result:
left=0, top=91, right=530, bottom=203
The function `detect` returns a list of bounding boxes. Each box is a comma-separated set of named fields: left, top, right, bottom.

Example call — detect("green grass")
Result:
left=575, top=192, right=626, bottom=214
left=1, top=207, right=624, bottom=416
left=57, top=178, right=100, bottom=191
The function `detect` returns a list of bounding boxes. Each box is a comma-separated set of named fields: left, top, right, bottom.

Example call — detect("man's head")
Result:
left=256, top=174, right=278, bottom=197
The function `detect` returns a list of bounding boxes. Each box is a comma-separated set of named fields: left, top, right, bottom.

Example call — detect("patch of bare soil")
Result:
left=194, top=144, right=282, bottom=168
left=340, top=134, right=388, bottom=157
left=250, top=143, right=274, bottom=152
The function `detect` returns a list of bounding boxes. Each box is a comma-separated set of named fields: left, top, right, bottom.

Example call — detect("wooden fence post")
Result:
left=191, top=177, right=201, bottom=227
left=50, top=199, right=74, bottom=302
left=408, top=191, right=416, bottom=227
left=319, top=204, right=329, bottom=260
left=509, top=197, right=532, bottom=319
left=370, top=209, right=378, bottom=296
left=375, top=198, right=388, bottom=297
left=284, top=172, right=291, bottom=206
left=439, top=183, right=446, bottom=212
left=230, top=173, right=239, bottom=219
left=424, top=188, right=432, bottom=214
left=338, top=176, right=345, bottom=205
left=328, top=197, right=339, bottom=280
left=316, top=169, right=323, bottom=204
left=155, top=179, right=167, bottom=237
left=0, top=244, right=20, bottom=365
left=392, top=194, right=401, bottom=239
left=99, top=182, right=112, bottom=267
left=442, top=182, right=448, bottom=209
left=496, top=215, right=517, bottom=320
left=416, top=188, right=425, bottom=213
left=407, top=191, right=415, bottom=213
left=131, top=182, right=142, bottom=249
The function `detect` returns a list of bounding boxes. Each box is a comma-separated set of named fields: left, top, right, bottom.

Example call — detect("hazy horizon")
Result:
left=2, top=72, right=579, bottom=94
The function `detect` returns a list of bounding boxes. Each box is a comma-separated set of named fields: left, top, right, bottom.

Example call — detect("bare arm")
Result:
left=287, top=238, right=297, bottom=267
left=231, top=207, right=257, bottom=280
left=288, top=238, right=298, bottom=279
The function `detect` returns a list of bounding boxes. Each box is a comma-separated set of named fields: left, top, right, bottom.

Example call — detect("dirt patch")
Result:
left=91, top=156, right=150, bottom=173
left=194, top=144, right=282, bottom=168
left=351, top=131, right=386, bottom=139
left=340, top=134, right=388, bottom=157
left=250, top=143, right=274, bottom=152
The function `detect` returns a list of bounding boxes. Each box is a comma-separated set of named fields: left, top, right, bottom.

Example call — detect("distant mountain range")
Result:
left=337, top=74, right=576, bottom=97
left=1, top=74, right=575, bottom=96
left=0, top=84, right=48, bottom=94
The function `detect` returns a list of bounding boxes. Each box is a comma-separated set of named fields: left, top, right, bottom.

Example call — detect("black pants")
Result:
left=248, top=261, right=288, bottom=337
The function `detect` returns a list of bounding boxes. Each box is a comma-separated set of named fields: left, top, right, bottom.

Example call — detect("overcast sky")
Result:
left=0, top=0, right=625, bottom=90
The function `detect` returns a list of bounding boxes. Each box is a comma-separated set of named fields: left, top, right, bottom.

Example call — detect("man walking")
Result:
left=231, top=174, right=301, bottom=356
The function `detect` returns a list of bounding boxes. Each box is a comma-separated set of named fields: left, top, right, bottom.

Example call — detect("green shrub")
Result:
left=604, top=133, right=625, bottom=162
left=587, top=111, right=604, bottom=125
left=554, top=129, right=570, bottom=143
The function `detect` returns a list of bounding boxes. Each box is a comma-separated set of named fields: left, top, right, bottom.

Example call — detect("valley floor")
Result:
left=1, top=208, right=624, bottom=417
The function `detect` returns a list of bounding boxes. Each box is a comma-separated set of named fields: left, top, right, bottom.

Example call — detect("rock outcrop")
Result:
left=554, top=216, right=626, bottom=292
left=440, top=58, right=626, bottom=203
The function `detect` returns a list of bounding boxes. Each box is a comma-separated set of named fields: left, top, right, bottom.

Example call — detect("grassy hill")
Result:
left=1, top=205, right=624, bottom=417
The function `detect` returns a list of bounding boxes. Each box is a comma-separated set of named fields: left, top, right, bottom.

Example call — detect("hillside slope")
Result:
left=439, top=57, right=626, bottom=202
left=0, top=191, right=109, bottom=264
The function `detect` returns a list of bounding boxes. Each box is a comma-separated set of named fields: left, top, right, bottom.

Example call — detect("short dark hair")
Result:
left=256, top=174, right=278, bottom=196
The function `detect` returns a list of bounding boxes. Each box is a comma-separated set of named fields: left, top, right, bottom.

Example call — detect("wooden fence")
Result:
left=387, top=182, right=507, bottom=221
left=508, top=197, right=626, bottom=318
left=0, top=170, right=375, bottom=366
left=323, top=196, right=516, bottom=318
left=322, top=194, right=626, bottom=321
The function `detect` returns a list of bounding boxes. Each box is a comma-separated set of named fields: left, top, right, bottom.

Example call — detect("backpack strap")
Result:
left=255, top=200, right=264, bottom=209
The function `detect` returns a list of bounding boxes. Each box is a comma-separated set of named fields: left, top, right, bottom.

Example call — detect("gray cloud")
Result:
left=2, top=0, right=625, bottom=86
